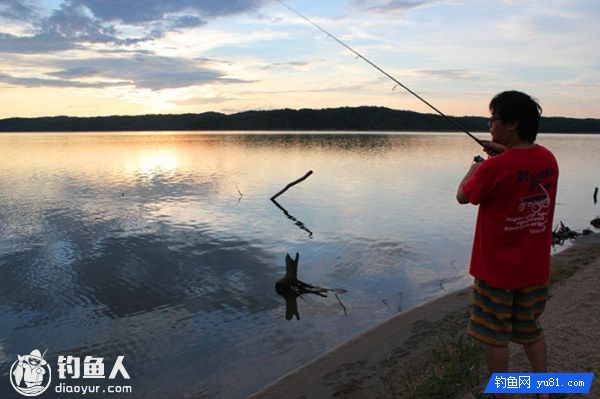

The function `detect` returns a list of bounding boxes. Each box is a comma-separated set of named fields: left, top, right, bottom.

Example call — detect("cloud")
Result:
left=169, top=15, right=205, bottom=30
left=194, top=57, right=233, bottom=66
left=1, top=54, right=252, bottom=90
left=47, top=66, right=101, bottom=79
left=70, top=0, right=266, bottom=24
left=0, top=0, right=267, bottom=55
left=0, top=31, right=77, bottom=53
left=0, top=1, right=269, bottom=92
left=44, top=54, right=253, bottom=90
left=0, top=72, right=125, bottom=88
left=261, top=61, right=310, bottom=70
left=348, top=0, right=443, bottom=14
left=0, top=3, right=154, bottom=54
left=0, top=0, right=39, bottom=21
left=414, top=69, right=478, bottom=80
left=234, top=81, right=381, bottom=96
left=42, top=3, right=128, bottom=44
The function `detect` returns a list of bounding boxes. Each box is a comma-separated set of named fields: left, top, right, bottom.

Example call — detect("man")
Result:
left=456, top=91, right=558, bottom=399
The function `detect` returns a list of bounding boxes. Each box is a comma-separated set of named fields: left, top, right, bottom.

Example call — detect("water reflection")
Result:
left=127, top=148, right=178, bottom=177
left=270, top=199, right=313, bottom=238
left=0, top=132, right=598, bottom=398
left=0, top=213, right=281, bottom=397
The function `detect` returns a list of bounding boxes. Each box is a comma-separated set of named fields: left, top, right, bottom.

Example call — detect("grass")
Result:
left=550, top=232, right=600, bottom=284
left=549, top=246, right=598, bottom=284
left=549, top=257, right=574, bottom=284
left=395, top=318, right=485, bottom=398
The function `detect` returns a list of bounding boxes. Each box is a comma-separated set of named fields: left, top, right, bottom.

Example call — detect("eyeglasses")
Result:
left=488, top=116, right=502, bottom=126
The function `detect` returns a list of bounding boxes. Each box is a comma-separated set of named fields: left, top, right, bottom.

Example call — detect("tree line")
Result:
left=1, top=106, right=598, bottom=133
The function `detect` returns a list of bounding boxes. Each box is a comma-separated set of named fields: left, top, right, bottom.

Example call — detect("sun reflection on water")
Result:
left=127, top=149, right=179, bottom=176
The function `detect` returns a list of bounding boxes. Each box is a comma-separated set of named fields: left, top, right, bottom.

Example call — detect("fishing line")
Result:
left=275, top=0, right=484, bottom=147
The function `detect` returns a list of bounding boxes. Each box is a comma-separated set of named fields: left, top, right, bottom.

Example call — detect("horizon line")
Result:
left=1, top=106, right=598, bottom=121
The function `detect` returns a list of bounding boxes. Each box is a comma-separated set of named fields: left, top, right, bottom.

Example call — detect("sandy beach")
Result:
left=251, top=233, right=600, bottom=398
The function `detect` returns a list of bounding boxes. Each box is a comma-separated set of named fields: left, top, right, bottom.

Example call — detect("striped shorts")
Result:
left=468, top=279, right=549, bottom=347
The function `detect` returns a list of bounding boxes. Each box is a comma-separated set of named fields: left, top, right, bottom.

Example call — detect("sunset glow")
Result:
left=0, top=1, right=598, bottom=119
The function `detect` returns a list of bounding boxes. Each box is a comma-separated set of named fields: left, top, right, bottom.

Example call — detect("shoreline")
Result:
left=251, top=233, right=600, bottom=398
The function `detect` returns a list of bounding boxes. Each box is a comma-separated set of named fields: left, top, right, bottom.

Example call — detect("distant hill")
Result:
left=1, top=106, right=599, bottom=133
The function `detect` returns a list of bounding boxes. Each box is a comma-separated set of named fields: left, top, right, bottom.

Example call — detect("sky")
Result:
left=0, top=0, right=598, bottom=119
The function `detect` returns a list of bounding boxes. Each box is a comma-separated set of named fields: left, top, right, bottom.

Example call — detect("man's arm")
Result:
left=456, top=161, right=482, bottom=204
left=456, top=141, right=505, bottom=204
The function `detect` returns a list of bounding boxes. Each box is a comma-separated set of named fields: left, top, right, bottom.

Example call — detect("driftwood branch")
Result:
left=270, top=170, right=313, bottom=201
left=235, top=184, right=243, bottom=204
left=552, top=221, right=581, bottom=246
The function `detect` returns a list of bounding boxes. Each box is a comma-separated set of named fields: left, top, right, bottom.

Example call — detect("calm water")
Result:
left=0, top=132, right=598, bottom=398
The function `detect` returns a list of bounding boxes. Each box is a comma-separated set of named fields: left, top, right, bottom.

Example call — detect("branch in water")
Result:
left=235, top=184, right=243, bottom=204
left=270, top=170, right=313, bottom=201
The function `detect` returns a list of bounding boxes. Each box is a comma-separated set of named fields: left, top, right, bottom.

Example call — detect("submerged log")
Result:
left=279, top=253, right=299, bottom=283
left=275, top=252, right=346, bottom=320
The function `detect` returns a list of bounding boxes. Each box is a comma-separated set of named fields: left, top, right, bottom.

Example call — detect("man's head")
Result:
left=488, top=91, right=542, bottom=144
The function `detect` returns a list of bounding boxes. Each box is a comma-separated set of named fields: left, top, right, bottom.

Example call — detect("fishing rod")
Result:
left=275, top=0, right=484, bottom=147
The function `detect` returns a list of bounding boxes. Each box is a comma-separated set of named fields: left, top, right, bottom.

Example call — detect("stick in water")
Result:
left=270, top=170, right=313, bottom=201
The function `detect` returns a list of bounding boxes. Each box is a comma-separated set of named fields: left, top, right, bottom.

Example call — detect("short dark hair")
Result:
left=489, top=91, right=542, bottom=143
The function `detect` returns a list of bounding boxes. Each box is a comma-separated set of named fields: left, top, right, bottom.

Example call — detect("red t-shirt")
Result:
left=462, top=144, right=559, bottom=289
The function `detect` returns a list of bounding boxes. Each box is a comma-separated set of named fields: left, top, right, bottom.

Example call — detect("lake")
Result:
left=0, top=132, right=598, bottom=398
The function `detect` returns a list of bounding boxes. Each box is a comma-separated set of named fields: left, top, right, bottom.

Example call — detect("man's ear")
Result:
left=506, top=121, right=519, bottom=133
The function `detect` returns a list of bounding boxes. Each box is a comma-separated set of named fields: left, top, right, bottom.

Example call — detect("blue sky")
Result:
left=0, top=0, right=598, bottom=118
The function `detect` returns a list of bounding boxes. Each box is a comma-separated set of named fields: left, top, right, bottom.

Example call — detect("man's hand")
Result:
left=456, top=160, right=482, bottom=204
left=480, top=140, right=506, bottom=156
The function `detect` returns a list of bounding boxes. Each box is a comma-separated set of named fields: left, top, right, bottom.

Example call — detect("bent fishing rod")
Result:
left=275, top=0, right=484, bottom=147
